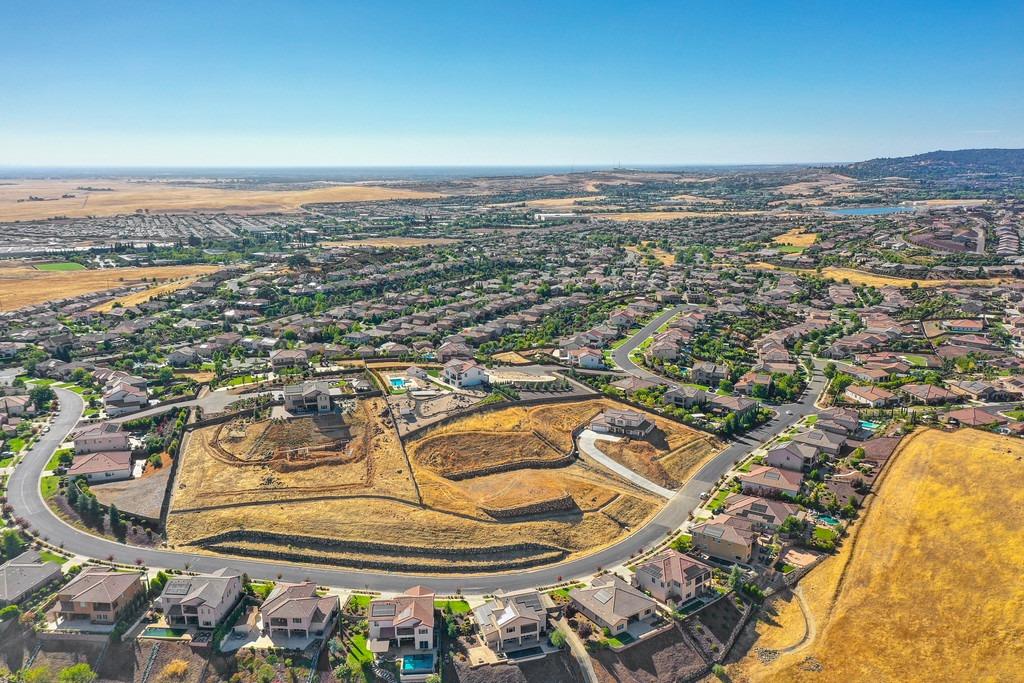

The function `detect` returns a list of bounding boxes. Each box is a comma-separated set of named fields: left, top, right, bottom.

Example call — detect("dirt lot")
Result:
left=592, top=624, right=708, bottom=683
left=0, top=263, right=221, bottom=310
left=727, top=428, right=1024, bottom=681
left=168, top=397, right=665, bottom=572
left=746, top=263, right=1015, bottom=289
left=445, top=646, right=585, bottom=682
left=625, top=242, right=677, bottom=266
left=0, top=178, right=441, bottom=221
left=597, top=426, right=723, bottom=489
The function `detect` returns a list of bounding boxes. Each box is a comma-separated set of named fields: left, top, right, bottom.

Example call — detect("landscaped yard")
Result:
left=345, top=594, right=372, bottom=612
left=346, top=633, right=372, bottom=668
left=813, top=526, right=838, bottom=544
left=547, top=583, right=585, bottom=601
left=38, top=550, right=66, bottom=565
left=8, top=437, right=26, bottom=452
left=40, top=475, right=59, bottom=498
left=434, top=599, right=471, bottom=614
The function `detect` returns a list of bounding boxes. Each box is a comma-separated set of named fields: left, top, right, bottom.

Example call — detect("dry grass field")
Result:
left=625, top=243, right=677, bottom=266
left=0, top=264, right=221, bottom=310
left=168, top=397, right=669, bottom=572
left=599, top=427, right=724, bottom=489
left=747, top=263, right=1015, bottom=289
left=0, top=178, right=442, bottom=221
left=773, top=227, right=817, bottom=247
left=729, top=428, right=1024, bottom=682
left=88, top=275, right=207, bottom=312
left=322, top=237, right=460, bottom=248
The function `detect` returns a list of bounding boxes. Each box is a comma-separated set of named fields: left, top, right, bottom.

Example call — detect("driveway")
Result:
left=577, top=429, right=675, bottom=499
left=611, top=306, right=684, bottom=382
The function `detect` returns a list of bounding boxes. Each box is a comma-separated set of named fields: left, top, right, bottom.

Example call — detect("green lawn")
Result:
left=36, top=262, right=85, bottom=271
left=776, top=245, right=805, bottom=254
left=427, top=369, right=440, bottom=378
left=0, top=456, right=14, bottom=468
left=805, top=415, right=818, bottom=425
left=224, top=374, right=257, bottom=386
left=902, top=354, right=928, bottom=367
left=38, top=550, right=66, bottom=565
left=27, top=378, right=58, bottom=387
left=434, top=599, right=471, bottom=615
left=346, top=633, right=373, bottom=667
left=40, top=476, right=60, bottom=498
left=1004, top=409, right=1024, bottom=421
left=346, top=594, right=372, bottom=611
left=709, top=488, right=730, bottom=509
left=737, top=459, right=754, bottom=473
left=605, top=632, right=635, bottom=647
left=547, top=584, right=584, bottom=600
left=813, top=526, right=838, bottom=543
left=9, top=438, right=26, bottom=452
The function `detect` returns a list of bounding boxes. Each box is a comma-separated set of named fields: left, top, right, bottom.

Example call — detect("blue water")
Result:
left=401, top=653, right=434, bottom=672
left=827, top=206, right=915, bottom=216
left=818, top=514, right=841, bottom=526
left=859, top=420, right=881, bottom=430
left=389, top=377, right=406, bottom=388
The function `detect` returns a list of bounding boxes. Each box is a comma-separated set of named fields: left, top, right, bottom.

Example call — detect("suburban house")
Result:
left=566, top=347, right=604, bottom=369
left=631, top=549, right=712, bottom=603
left=569, top=575, right=659, bottom=635
left=269, top=349, right=309, bottom=369
left=710, top=394, right=758, bottom=418
left=815, top=407, right=860, bottom=436
left=739, top=465, right=803, bottom=497
left=663, top=385, right=711, bottom=409
left=589, top=408, right=655, bottom=437
left=442, top=359, right=488, bottom=388
left=260, top=581, right=338, bottom=639
left=0, top=395, right=34, bottom=417
left=899, top=383, right=958, bottom=405
left=945, top=407, right=1008, bottom=428
left=723, top=494, right=798, bottom=531
left=690, top=361, right=730, bottom=387
left=66, top=450, right=133, bottom=483
left=844, top=385, right=897, bottom=408
left=0, top=550, right=63, bottom=606
left=369, top=585, right=434, bottom=644
left=102, top=381, right=148, bottom=417
left=73, top=422, right=131, bottom=454
left=690, top=514, right=758, bottom=563
left=790, top=428, right=846, bottom=456
left=158, top=567, right=244, bottom=629
left=49, top=567, right=145, bottom=627
left=472, top=589, right=549, bottom=655
left=765, top=441, right=819, bottom=472
left=283, top=380, right=334, bottom=414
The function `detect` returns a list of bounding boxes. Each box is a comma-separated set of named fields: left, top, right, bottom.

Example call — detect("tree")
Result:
left=23, top=667, right=55, bottom=683
left=58, top=664, right=97, bottom=683
left=29, top=385, right=56, bottom=410
left=728, top=565, right=743, bottom=591
left=549, top=629, right=567, bottom=649
left=1, top=529, right=23, bottom=560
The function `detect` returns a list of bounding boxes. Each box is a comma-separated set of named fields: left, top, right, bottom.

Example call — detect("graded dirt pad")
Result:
left=746, top=262, right=1016, bottom=289
left=168, top=397, right=663, bottom=572
left=592, top=624, right=708, bottom=683
left=729, top=428, right=1024, bottom=682
left=88, top=275, right=207, bottom=312
left=0, top=178, right=442, bottom=221
left=411, top=430, right=563, bottom=478
left=597, top=426, right=723, bottom=490
left=0, top=264, right=221, bottom=310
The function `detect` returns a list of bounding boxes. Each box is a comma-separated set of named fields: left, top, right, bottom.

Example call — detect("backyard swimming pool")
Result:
left=401, top=653, right=434, bottom=673
left=389, top=377, right=406, bottom=389
left=141, top=626, right=188, bottom=639
left=859, top=420, right=881, bottom=430
left=818, top=514, right=841, bottom=526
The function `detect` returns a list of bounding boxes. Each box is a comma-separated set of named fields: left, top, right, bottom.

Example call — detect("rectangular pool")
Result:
left=859, top=420, right=881, bottom=430
left=390, top=377, right=406, bottom=389
left=142, top=626, right=188, bottom=639
left=401, top=653, right=434, bottom=673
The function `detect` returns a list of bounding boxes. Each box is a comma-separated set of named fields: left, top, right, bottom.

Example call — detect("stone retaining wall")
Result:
left=480, top=493, right=576, bottom=519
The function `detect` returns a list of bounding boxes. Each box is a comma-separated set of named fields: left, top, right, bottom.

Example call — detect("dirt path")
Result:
left=557, top=616, right=599, bottom=683
left=776, top=586, right=815, bottom=654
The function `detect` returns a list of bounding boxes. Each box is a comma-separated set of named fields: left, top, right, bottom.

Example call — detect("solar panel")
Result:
left=594, top=589, right=614, bottom=604
left=163, top=580, right=190, bottom=595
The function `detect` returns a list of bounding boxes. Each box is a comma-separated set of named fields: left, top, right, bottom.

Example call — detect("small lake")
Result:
left=826, top=206, right=915, bottom=216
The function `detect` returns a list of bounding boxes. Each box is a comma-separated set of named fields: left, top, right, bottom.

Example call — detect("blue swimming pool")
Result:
left=818, top=514, right=841, bottom=526
left=401, top=653, right=434, bottom=673
left=390, top=377, right=406, bottom=389
left=859, top=420, right=881, bottom=430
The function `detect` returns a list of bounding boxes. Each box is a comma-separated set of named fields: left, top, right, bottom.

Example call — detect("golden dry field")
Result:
left=0, top=264, right=221, bottom=310
left=0, top=178, right=442, bottom=221
left=88, top=275, right=207, bottom=312
left=167, top=397, right=672, bottom=572
left=773, top=227, right=818, bottom=247
left=746, top=263, right=1016, bottom=289
left=625, top=242, right=677, bottom=266
left=728, top=428, right=1024, bottom=682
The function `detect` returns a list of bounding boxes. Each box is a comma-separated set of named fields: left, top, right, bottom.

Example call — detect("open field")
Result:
left=88, top=275, right=208, bottom=312
left=729, top=428, right=1024, bottom=682
left=0, top=264, right=221, bottom=310
left=322, top=236, right=461, bottom=248
left=597, top=427, right=724, bottom=489
left=168, top=397, right=665, bottom=572
left=747, top=262, right=1016, bottom=288
left=773, top=227, right=817, bottom=247
left=0, top=178, right=442, bottom=221
left=34, top=261, right=85, bottom=271
left=625, top=242, right=677, bottom=266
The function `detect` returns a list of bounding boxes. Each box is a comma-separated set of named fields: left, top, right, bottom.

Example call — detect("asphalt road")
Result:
left=8, top=357, right=825, bottom=594
left=611, top=306, right=685, bottom=382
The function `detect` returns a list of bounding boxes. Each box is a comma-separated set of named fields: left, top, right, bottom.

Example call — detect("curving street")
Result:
left=7, top=350, right=825, bottom=593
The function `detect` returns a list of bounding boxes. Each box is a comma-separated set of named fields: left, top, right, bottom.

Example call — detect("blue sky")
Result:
left=1, top=1, right=1022, bottom=166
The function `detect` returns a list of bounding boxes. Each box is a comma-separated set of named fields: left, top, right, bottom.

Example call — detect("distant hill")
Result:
left=829, top=148, right=1024, bottom=180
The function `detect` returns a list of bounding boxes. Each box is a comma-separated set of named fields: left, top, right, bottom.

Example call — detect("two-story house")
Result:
left=472, top=589, right=549, bottom=655
left=589, top=408, right=654, bottom=438
left=367, top=586, right=435, bottom=653
left=159, top=567, right=243, bottom=629
left=49, top=568, right=145, bottom=627
left=260, top=581, right=338, bottom=639
left=631, top=549, right=712, bottom=603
